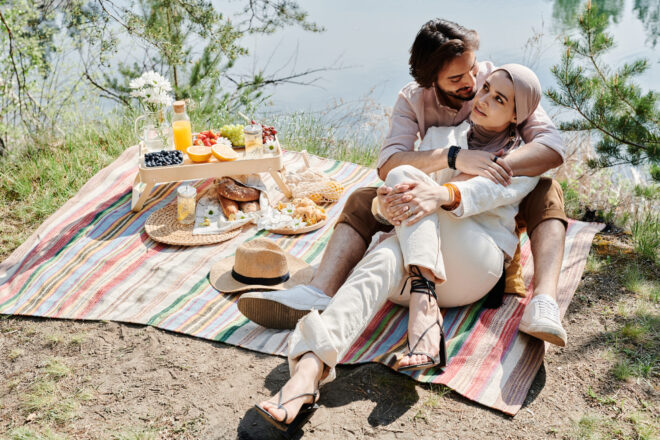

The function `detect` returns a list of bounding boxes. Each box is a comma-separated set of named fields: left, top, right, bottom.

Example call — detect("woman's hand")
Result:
left=383, top=181, right=449, bottom=226
left=454, top=148, right=513, bottom=185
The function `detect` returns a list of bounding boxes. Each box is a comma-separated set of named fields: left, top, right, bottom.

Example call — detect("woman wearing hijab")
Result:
left=255, top=64, right=543, bottom=431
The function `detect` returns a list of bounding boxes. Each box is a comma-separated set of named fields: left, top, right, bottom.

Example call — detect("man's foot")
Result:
left=238, top=285, right=331, bottom=330
left=396, top=267, right=445, bottom=370
left=257, top=353, right=323, bottom=427
left=519, top=294, right=567, bottom=346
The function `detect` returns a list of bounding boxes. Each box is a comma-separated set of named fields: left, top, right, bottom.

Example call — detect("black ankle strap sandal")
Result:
left=255, top=389, right=320, bottom=432
left=396, top=266, right=447, bottom=372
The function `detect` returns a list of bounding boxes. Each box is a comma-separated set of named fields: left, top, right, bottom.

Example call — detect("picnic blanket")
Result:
left=0, top=145, right=604, bottom=415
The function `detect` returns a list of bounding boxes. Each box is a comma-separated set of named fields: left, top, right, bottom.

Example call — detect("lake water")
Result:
left=227, top=0, right=659, bottom=120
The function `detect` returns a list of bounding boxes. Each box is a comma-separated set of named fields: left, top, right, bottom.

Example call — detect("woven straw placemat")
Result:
left=145, top=204, right=242, bottom=246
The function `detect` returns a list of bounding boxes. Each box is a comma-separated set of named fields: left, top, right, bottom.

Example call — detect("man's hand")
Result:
left=448, top=172, right=475, bottom=182
left=455, top=149, right=513, bottom=185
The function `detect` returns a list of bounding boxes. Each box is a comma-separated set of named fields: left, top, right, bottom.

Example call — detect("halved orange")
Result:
left=211, top=143, right=239, bottom=161
left=187, top=145, right=212, bottom=163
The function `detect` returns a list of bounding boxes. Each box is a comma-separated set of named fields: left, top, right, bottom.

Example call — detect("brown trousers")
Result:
left=336, top=177, right=568, bottom=247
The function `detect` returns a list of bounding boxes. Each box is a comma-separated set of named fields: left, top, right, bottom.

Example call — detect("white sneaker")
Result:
left=518, top=294, right=567, bottom=347
left=237, top=285, right=331, bottom=330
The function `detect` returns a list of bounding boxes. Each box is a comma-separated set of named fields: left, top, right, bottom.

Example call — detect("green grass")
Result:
left=110, top=430, right=158, bottom=440
left=68, top=333, right=86, bottom=346
left=608, top=308, right=659, bottom=381
left=44, top=334, right=62, bottom=348
left=8, top=348, right=23, bottom=361
left=0, top=111, right=135, bottom=260
left=45, top=358, right=70, bottom=379
left=3, top=427, right=67, bottom=440
left=559, top=179, right=585, bottom=220
left=630, top=211, right=660, bottom=264
left=20, top=379, right=77, bottom=426
left=585, top=252, right=606, bottom=273
left=623, top=263, right=659, bottom=303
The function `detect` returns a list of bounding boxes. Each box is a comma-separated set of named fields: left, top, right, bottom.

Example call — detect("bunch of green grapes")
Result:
left=220, top=124, right=245, bottom=146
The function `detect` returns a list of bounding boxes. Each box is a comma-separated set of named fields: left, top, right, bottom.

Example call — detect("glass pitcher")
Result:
left=134, top=110, right=173, bottom=153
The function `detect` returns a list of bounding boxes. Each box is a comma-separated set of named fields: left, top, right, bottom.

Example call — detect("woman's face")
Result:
left=469, top=70, right=516, bottom=131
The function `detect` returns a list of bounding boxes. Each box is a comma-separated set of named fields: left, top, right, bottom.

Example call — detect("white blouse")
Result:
left=419, top=122, right=540, bottom=259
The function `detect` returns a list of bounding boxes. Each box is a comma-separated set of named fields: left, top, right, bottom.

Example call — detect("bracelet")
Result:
left=441, top=183, right=461, bottom=211
left=447, top=146, right=461, bottom=170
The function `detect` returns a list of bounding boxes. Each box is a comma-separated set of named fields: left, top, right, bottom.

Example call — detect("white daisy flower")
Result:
left=291, top=218, right=304, bottom=230
left=215, top=137, right=232, bottom=147
left=264, top=140, right=277, bottom=153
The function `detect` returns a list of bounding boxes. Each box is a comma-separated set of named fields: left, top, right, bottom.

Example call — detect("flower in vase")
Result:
left=130, top=71, right=174, bottom=112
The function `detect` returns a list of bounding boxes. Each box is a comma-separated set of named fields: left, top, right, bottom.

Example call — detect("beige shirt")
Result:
left=377, top=61, right=564, bottom=171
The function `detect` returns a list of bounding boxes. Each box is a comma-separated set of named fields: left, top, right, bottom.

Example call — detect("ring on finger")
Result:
left=492, top=156, right=498, bottom=163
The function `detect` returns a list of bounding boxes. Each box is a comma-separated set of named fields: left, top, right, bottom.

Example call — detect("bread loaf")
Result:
left=215, top=177, right=260, bottom=202
left=239, top=201, right=259, bottom=213
left=218, top=195, right=239, bottom=220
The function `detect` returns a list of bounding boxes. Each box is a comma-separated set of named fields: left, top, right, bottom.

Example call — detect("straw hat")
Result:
left=209, top=238, right=314, bottom=294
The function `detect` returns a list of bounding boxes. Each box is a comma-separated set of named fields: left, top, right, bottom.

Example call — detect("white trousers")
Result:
left=287, top=165, right=504, bottom=382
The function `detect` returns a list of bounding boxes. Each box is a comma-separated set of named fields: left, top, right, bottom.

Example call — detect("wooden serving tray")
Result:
left=130, top=141, right=291, bottom=212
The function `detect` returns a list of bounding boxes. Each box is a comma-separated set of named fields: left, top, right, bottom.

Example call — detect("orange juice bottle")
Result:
left=172, top=100, right=192, bottom=152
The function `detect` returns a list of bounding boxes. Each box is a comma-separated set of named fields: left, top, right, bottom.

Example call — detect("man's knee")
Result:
left=335, top=187, right=391, bottom=245
left=520, top=177, right=568, bottom=237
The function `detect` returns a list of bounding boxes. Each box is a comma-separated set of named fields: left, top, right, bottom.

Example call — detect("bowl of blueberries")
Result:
left=144, top=150, right=184, bottom=168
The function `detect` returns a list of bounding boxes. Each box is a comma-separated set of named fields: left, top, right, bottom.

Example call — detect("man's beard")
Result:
left=444, top=87, right=477, bottom=101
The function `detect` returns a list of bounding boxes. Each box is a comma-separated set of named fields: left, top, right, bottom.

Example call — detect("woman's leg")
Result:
left=384, top=165, right=447, bottom=283
left=396, top=212, right=505, bottom=368
left=257, top=352, right=325, bottom=425
left=384, top=165, right=450, bottom=368
left=260, top=236, right=408, bottom=423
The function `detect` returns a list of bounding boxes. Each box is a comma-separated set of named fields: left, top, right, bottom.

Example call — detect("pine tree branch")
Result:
left=560, top=55, right=649, bottom=153
left=83, top=70, right=131, bottom=106
left=583, top=11, right=659, bottom=126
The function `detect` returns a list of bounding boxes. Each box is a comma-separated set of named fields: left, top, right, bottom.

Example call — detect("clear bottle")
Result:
left=243, top=124, right=263, bottom=158
left=172, top=100, right=192, bottom=153
left=177, top=185, right=197, bottom=225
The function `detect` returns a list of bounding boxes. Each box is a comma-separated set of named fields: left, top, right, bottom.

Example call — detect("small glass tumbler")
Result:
left=243, top=124, right=263, bottom=158
left=177, top=185, right=197, bottom=225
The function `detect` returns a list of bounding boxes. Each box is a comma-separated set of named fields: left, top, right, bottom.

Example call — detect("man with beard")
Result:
left=239, top=19, right=568, bottom=347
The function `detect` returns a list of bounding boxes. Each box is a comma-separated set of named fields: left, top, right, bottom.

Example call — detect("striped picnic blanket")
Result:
left=0, top=145, right=603, bottom=415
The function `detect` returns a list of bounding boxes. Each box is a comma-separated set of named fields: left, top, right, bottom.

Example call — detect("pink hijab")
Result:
left=468, top=63, right=542, bottom=153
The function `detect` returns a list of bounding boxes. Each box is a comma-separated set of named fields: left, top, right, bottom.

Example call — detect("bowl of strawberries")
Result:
left=193, top=130, right=232, bottom=148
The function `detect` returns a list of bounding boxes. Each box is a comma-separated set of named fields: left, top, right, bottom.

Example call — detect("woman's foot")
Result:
left=397, top=266, right=443, bottom=369
left=258, top=353, right=324, bottom=424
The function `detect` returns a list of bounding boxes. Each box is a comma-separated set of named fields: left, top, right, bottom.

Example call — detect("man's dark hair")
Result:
left=409, top=19, right=480, bottom=88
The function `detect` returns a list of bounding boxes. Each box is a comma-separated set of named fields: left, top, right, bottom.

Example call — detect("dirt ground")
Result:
left=0, top=232, right=658, bottom=440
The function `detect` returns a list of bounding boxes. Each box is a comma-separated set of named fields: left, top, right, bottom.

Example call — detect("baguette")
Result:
left=219, top=195, right=239, bottom=220
left=239, top=201, right=260, bottom=213
left=215, top=177, right=260, bottom=202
